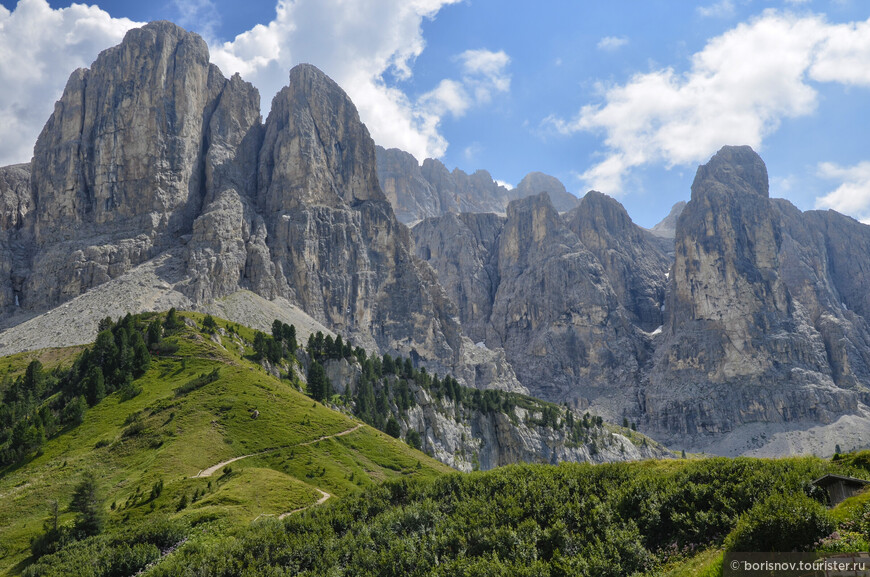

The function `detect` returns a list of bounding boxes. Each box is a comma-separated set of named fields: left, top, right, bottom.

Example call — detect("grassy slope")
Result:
left=0, top=312, right=449, bottom=575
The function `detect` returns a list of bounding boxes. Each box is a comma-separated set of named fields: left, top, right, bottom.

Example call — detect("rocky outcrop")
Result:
left=0, top=164, right=32, bottom=231
left=649, top=201, right=686, bottom=239
left=404, top=390, right=668, bottom=471
left=375, top=146, right=578, bottom=224
left=512, top=171, right=579, bottom=212
left=0, top=163, right=33, bottom=311
left=413, top=191, right=660, bottom=406
left=25, top=22, right=227, bottom=311
left=376, top=147, right=446, bottom=223
left=565, top=191, right=671, bottom=331
left=318, top=357, right=668, bottom=472
left=644, top=146, right=870, bottom=450
left=0, top=22, right=521, bottom=393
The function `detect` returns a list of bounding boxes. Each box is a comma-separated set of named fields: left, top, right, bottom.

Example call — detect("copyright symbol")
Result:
left=731, top=560, right=741, bottom=570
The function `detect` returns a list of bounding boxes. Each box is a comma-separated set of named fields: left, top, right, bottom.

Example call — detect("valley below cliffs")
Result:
left=1, top=20, right=869, bottom=458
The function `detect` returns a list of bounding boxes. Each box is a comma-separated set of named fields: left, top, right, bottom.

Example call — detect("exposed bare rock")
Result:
left=649, top=201, right=686, bottom=239
left=0, top=163, right=33, bottom=311
left=566, top=191, right=670, bottom=331
left=376, top=146, right=445, bottom=223
left=0, top=163, right=32, bottom=231
left=411, top=212, right=503, bottom=343
left=317, top=357, right=668, bottom=472
left=512, top=171, right=579, bottom=212
left=184, top=72, right=264, bottom=302
left=25, top=22, right=227, bottom=311
left=375, top=146, right=577, bottom=224
left=645, top=146, right=870, bottom=451
left=414, top=192, right=653, bottom=407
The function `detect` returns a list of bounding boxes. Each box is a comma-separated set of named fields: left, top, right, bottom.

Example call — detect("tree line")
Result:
left=0, top=310, right=181, bottom=467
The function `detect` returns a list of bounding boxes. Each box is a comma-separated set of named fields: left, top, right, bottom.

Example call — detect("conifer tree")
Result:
left=70, top=472, right=104, bottom=537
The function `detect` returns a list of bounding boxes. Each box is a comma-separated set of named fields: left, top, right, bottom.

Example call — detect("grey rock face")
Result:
left=512, top=171, right=579, bottom=212
left=650, top=201, right=686, bottom=239
left=644, top=146, right=870, bottom=449
left=0, top=164, right=32, bottom=231
left=376, top=147, right=446, bottom=223
left=0, top=163, right=33, bottom=311
left=411, top=212, right=503, bottom=343
left=414, top=191, right=659, bottom=407
left=566, top=191, right=671, bottom=331
left=375, top=146, right=578, bottom=224
left=26, top=21, right=227, bottom=311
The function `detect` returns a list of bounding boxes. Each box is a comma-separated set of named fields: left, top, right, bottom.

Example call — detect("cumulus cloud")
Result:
left=173, top=0, right=220, bottom=40
left=0, top=0, right=141, bottom=165
left=209, top=0, right=501, bottom=161
left=816, top=161, right=870, bottom=222
left=697, top=0, right=736, bottom=19
left=549, top=11, right=870, bottom=195
left=0, top=0, right=492, bottom=166
left=418, top=48, right=510, bottom=125
left=597, top=36, right=629, bottom=51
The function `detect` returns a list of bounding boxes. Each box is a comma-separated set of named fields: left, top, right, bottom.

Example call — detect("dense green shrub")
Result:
left=148, top=458, right=834, bottom=576
left=725, top=492, right=834, bottom=552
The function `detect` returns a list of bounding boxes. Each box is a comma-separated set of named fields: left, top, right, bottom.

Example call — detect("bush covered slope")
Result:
left=0, top=311, right=449, bottom=575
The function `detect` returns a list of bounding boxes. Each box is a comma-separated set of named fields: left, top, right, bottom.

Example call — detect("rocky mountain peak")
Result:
left=650, top=201, right=686, bottom=239
left=691, top=145, right=769, bottom=200
left=503, top=191, right=561, bottom=251
left=571, top=190, right=634, bottom=236
left=258, top=63, right=383, bottom=211
left=514, top=172, right=579, bottom=212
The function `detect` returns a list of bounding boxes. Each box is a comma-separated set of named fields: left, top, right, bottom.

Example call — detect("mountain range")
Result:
left=1, top=21, right=869, bottom=457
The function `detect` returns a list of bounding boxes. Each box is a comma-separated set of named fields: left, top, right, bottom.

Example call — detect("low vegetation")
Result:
left=3, top=310, right=870, bottom=576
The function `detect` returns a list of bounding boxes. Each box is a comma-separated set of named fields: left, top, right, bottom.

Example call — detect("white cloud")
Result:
left=457, top=49, right=511, bottom=101
left=463, top=142, right=482, bottom=163
left=809, top=18, right=870, bottom=85
left=550, top=11, right=870, bottom=195
left=0, top=0, right=141, bottom=165
left=697, top=0, right=736, bottom=19
left=816, top=161, right=870, bottom=222
left=173, top=0, right=220, bottom=40
left=597, top=36, right=629, bottom=51
left=495, top=179, right=514, bottom=190
left=0, top=0, right=478, bottom=166
left=209, top=0, right=479, bottom=162
left=419, top=49, right=510, bottom=120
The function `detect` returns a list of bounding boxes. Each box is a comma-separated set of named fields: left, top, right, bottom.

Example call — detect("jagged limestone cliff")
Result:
left=0, top=22, right=521, bottom=392
left=316, top=356, right=669, bottom=472
left=413, top=191, right=667, bottom=407
left=644, top=146, right=870, bottom=453
left=375, top=145, right=578, bottom=224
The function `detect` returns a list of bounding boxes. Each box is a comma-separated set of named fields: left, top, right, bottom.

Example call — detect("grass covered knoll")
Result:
left=0, top=311, right=449, bottom=576
left=123, top=455, right=870, bottom=577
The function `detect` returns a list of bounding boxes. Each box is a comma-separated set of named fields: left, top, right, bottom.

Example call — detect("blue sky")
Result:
left=1, top=1, right=870, bottom=227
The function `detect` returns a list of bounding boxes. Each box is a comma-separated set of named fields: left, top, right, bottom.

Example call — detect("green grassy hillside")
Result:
left=0, top=311, right=449, bottom=575
left=4, top=310, right=870, bottom=577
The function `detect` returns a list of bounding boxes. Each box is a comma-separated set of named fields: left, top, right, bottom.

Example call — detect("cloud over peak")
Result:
left=549, top=10, right=870, bottom=195
left=0, top=0, right=141, bottom=165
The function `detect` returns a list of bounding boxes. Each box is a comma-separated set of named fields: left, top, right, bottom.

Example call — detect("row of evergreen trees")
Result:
left=0, top=311, right=168, bottom=467
left=262, top=323, right=574, bottom=449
